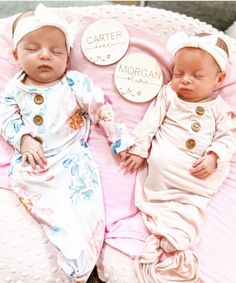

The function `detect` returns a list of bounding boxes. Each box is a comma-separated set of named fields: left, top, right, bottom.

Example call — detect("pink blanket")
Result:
left=0, top=7, right=236, bottom=283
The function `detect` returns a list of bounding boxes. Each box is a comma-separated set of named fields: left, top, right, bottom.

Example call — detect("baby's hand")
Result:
left=190, top=152, right=218, bottom=179
left=121, top=153, right=146, bottom=174
left=117, top=150, right=129, bottom=161
left=20, top=135, right=47, bottom=170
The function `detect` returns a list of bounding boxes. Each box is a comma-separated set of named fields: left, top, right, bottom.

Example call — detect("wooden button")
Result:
left=191, top=122, right=201, bottom=132
left=34, top=136, right=43, bottom=144
left=34, top=94, right=44, bottom=104
left=185, top=138, right=196, bottom=149
left=195, top=106, right=205, bottom=115
left=33, top=115, right=43, bottom=125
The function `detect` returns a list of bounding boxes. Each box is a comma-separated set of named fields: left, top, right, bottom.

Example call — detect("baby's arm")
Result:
left=0, top=87, right=30, bottom=151
left=190, top=151, right=218, bottom=179
left=72, top=72, right=134, bottom=154
left=0, top=83, right=47, bottom=170
left=191, top=100, right=236, bottom=179
left=203, top=102, right=236, bottom=172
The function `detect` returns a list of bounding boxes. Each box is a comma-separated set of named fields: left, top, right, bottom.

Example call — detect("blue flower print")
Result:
left=63, top=159, right=73, bottom=168
left=80, top=140, right=88, bottom=148
left=13, top=120, right=21, bottom=133
left=66, top=77, right=74, bottom=87
left=63, top=158, right=80, bottom=176
left=81, top=189, right=93, bottom=200
left=112, top=139, right=121, bottom=154
left=51, top=225, right=61, bottom=233
left=83, top=77, right=91, bottom=92
left=69, top=180, right=94, bottom=203
left=71, top=164, right=79, bottom=176
left=4, top=96, right=14, bottom=103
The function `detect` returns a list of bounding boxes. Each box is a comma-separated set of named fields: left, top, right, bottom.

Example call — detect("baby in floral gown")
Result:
left=0, top=4, right=133, bottom=282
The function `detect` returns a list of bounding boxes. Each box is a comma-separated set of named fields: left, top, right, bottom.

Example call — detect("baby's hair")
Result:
left=12, top=10, right=34, bottom=36
left=195, top=32, right=229, bottom=56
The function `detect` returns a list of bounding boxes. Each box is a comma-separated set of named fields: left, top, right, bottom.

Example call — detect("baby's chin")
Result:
left=177, top=92, right=213, bottom=103
left=24, top=74, right=62, bottom=87
left=175, top=89, right=194, bottom=102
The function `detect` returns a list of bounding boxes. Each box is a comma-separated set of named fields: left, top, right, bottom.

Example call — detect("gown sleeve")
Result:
left=70, top=71, right=134, bottom=154
left=205, top=99, right=236, bottom=168
left=0, top=80, right=31, bottom=152
left=129, top=84, right=170, bottom=158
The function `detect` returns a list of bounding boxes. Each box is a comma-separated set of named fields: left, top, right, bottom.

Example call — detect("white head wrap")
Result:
left=13, top=3, right=76, bottom=53
left=167, top=32, right=229, bottom=72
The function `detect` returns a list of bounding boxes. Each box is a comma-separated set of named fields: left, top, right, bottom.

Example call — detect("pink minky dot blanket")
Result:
left=0, top=5, right=236, bottom=283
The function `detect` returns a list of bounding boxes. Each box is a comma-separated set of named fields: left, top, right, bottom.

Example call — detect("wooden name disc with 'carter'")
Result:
left=81, top=19, right=129, bottom=65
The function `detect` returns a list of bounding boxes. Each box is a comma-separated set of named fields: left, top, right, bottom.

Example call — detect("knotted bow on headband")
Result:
left=13, top=3, right=77, bottom=53
left=167, top=32, right=229, bottom=71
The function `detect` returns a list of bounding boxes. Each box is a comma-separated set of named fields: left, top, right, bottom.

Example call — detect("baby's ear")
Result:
left=216, top=71, right=226, bottom=86
left=12, top=49, right=18, bottom=61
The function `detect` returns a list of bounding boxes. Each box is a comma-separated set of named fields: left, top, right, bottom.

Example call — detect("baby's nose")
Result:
left=182, top=74, right=191, bottom=83
left=39, top=48, right=50, bottom=59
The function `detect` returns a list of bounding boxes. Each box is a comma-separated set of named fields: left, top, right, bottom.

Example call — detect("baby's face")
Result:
left=171, top=47, right=225, bottom=102
left=14, top=26, right=68, bottom=86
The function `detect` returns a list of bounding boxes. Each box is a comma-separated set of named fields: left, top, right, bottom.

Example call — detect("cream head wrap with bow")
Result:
left=13, top=3, right=76, bottom=53
left=167, top=32, right=229, bottom=72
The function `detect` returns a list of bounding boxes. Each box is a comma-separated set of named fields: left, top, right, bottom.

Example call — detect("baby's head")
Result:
left=167, top=32, right=229, bottom=102
left=12, top=4, right=74, bottom=86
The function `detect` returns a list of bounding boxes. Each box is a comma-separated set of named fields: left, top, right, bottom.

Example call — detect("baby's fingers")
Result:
left=33, top=151, right=47, bottom=169
left=124, top=162, right=136, bottom=174
left=38, top=149, right=47, bottom=165
left=190, top=162, right=204, bottom=175
left=22, top=153, right=29, bottom=167
left=118, top=150, right=127, bottom=161
left=22, top=152, right=37, bottom=169
left=22, top=149, right=47, bottom=169
left=191, top=168, right=210, bottom=179
left=192, top=157, right=204, bottom=168
left=121, top=158, right=135, bottom=173
left=121, top=158, right=132, bottom=170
